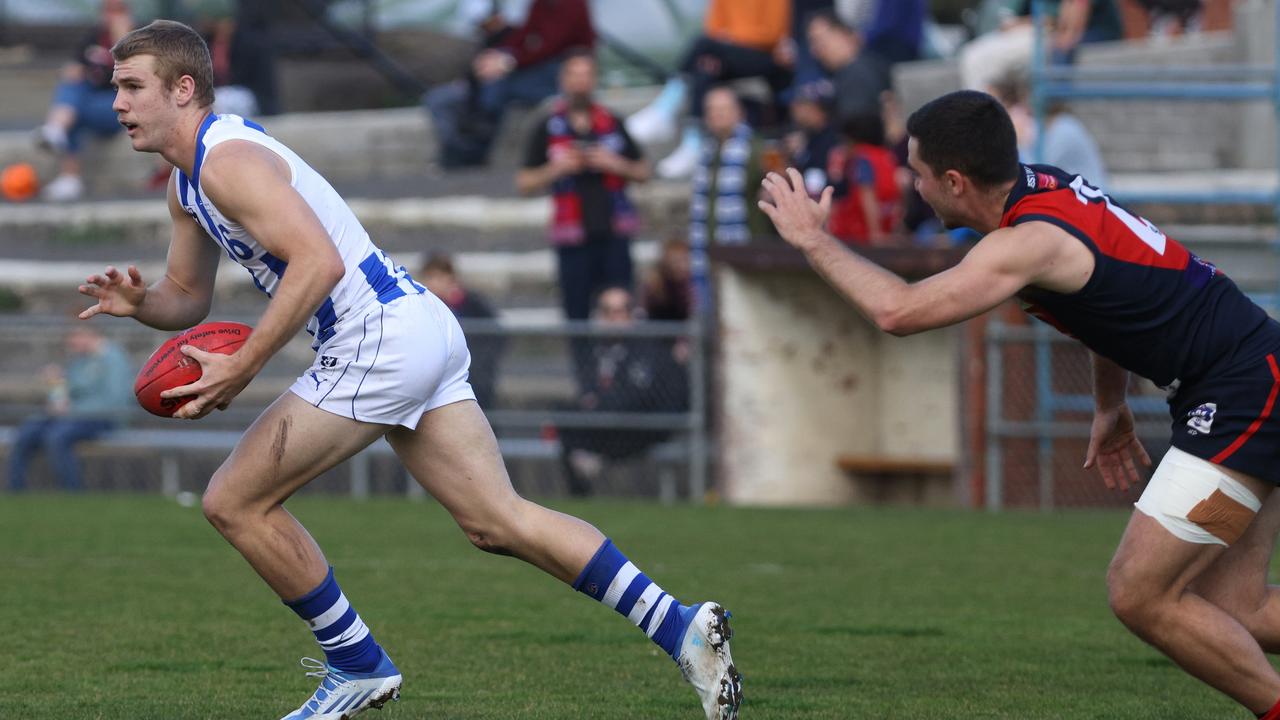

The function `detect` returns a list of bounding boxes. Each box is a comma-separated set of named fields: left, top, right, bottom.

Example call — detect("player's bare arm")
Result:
left=1084, top=352, right=1151, bottom=491
left=760, top=168, right=1078, bottom=336
left=78, top=174, right=220, bottom=329
left=161, top=140, right=346, bottom=419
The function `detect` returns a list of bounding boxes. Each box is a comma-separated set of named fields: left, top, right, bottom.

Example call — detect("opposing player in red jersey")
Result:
left=762, top=89, right=1280, bottom=718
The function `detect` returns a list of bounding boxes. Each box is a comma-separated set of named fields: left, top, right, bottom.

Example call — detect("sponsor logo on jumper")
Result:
left=1187, top=402, right=1217, bottom=435
left=320, top=356, right=339, bottom=368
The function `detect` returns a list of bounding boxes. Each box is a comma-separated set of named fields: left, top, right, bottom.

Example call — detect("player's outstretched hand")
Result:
left=758, top=168, right=834, bottom=252
left=79, top=265, right=146, bottom=319
left=1083, top=403, right=1152, bottom=491
left=161, top=345, right=252, bottom=420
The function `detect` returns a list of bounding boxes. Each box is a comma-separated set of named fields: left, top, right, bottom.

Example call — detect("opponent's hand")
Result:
left=160, top=345, right=253, bottom=420
left=1083, top=403, right=1152, bottom=491
left=79, top=265, right=146, bottom=319
left=758, top=168, right=834, bottom=253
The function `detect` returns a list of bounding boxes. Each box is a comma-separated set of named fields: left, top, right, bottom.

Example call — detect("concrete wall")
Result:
left=716, top=267, right=958, bottom=506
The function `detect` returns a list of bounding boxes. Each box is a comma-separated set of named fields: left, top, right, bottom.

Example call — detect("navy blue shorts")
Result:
left=1169, top=352, right=1280, bottom=485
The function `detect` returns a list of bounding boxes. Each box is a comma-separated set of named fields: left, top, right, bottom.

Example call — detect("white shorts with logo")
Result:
left=289, top=291, right=476, bottom=428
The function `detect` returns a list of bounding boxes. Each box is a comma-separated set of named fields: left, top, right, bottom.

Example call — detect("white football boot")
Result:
left=279, top=653, right=402, bottom=720
left=676, top=602, right=743, bottom=720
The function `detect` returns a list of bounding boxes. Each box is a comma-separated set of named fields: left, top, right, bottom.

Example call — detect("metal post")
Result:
left=688, top=317, right=709, bottom=503
left=1035, top=324, right=1055, bottom=511
left=1030, top=0, right=1047, bottom=164
left=985, top=322, right=1005, bottom=511
left=161, top=455, right=180, bottom=496
left=1273, top=0, right=1280, bottom=314
left=351, top=451, right=370, bottom=499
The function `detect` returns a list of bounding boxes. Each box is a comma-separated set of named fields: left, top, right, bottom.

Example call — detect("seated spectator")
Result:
left=785, top=0, right=837, bottom=92
left=626, top=0, right=794, bottom=178
left=425, top=0, right=595, bottom=168
left=806, top=11, right=892, bottom=125
left=961, top=0, right=1123, bottom=89
left=421, top=252, right=504, bottom=409
left=782, top=79, right=841, bottom=196
left=556, top=287, right=690, bottom=496
left=642, top=238, right=694, bottom=322
left=826, top=112, right=901, bottom=245
left=863, top=0, right=928, bottom=64
left=8, top=325, right=132, bottom=491
left=32, top=0, right=135, bottom=202
left=880, top=89, right=940, bottom=242
left=202, top=13, right=260, bottom=117
left=991, top=77, right=1109, bottom=188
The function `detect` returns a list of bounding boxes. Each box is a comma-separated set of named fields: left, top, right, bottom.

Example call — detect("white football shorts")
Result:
left=289, top=291, right=476, bottom=428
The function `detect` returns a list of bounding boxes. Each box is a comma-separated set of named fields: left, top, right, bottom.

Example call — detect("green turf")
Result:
left=0, top=495, right=1255, bottom=719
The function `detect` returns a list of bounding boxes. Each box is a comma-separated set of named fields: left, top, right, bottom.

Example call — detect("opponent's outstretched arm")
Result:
left=78, top=174, right=220, bottom=330
left=759, top=169, right=1056, bottom=336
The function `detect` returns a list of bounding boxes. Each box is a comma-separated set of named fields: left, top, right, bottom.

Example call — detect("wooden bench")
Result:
left=836, top=454, right=956, bottom=505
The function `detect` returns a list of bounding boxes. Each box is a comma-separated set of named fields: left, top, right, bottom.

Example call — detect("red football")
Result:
left=134, top=321, right=253, bottom=417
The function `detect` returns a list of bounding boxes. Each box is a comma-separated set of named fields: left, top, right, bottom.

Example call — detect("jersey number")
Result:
left=213, top=224, right=253, bottom=261
left=1069, top=176, right=1167, bottom=255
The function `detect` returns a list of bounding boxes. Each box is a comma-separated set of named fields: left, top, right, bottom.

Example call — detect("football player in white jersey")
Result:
left=78, top=20, right=741, bottom=720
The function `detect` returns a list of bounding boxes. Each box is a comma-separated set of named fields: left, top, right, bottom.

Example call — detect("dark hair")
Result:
left=842, top=112, right=885, bottom=146
left=906, top=90, right=1020, bottom=188
left=807, top=9, right=854, bottom=35
left=560, top=47, right=596, bottom=67
left=422, top=252, right=455, bottom=276
left=112, top=20, right=215, bottom=108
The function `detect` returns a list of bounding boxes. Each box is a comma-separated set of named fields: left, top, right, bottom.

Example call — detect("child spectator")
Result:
left=826, top=112, right=901, bottom=245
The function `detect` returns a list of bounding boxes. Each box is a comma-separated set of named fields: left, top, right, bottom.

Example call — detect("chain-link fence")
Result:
left=984, top=318, right=1173, bottom=510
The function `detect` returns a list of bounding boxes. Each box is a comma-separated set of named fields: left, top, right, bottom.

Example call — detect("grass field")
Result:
left=0, top=495, right=1256, bottom=719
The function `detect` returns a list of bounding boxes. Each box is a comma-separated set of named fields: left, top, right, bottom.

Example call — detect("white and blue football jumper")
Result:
left=176, top=114, right=475, bottom=428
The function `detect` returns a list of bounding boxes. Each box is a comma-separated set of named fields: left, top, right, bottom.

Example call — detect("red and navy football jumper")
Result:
left=1002, top=163, right=1280, bottom=483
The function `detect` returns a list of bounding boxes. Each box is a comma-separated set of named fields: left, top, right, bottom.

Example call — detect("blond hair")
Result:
left=111, top=19, right=214, bottom=107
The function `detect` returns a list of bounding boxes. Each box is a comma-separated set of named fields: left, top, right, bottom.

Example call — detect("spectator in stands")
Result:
left=201, top=13, right=260, bottom=118
left=961, top=0, right=1123, bottom=89
left=691, top=87, right=772, bottom=251
left=863, top=0, right=928, bottom=64
left=626, top=0, right=794, bottom=179
left=826, top=112, right=902, bottom=245
left=642, top=238, right=694, bottom=322
left=32, top=0, right=135, bottom=202
left=782, top=79, right=841, bottom=197
left=991, top=76, right=1109, bottom=188
left=557, top=287, right=690, bottom=496
left=806, top=11, right=892, bottom=126
left=689, top=87, right=773, bottom=312
left=880, top=89, right=941, bottom=243
left=426, top=0, right=595, bottom=168
left=516, top=50, right=649, bottom=387
left=786, top=0, right=837, bottom=92
left=7, top=325, right=132, bottom=492
left=421, top=253, right=504, bottom=409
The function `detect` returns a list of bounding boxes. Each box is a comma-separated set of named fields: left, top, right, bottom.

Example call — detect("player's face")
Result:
left=111, top=55, right=178, bottom=153
left=906, top=137, right=960, bottom=229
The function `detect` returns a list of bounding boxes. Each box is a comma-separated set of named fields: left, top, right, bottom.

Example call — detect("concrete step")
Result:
left=0, top=237, right=669, bottom=315
left=0, top=85, right=664, bottom=195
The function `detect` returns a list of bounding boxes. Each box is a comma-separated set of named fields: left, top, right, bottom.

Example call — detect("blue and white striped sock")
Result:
left=284, top=567, right=384, bottom=674
left=573, top=539, right=697, bottom=659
